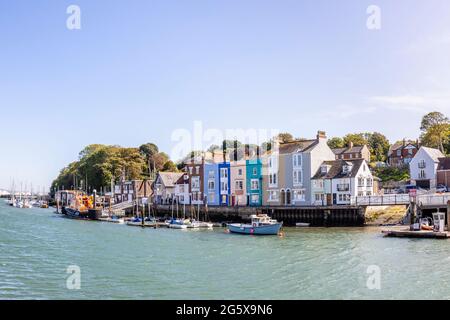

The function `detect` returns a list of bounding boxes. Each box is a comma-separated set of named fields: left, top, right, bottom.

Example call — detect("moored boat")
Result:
left=228, top=214, right=283, bottom=235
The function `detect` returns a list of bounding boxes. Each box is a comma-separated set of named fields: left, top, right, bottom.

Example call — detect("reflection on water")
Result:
left=1, top=201, right=450, bottom=300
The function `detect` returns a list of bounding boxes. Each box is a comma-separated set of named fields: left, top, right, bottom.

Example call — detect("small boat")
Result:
left=167, top=219, right=189, bottom=229
left=295, top=222, right=310, bottom=227
left=188, top=220, right=214, bottom=229
left=228, top=214, right=283, bottom=235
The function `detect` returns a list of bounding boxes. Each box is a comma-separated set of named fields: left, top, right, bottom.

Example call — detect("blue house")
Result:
left=204, top=162, right=219, bottom=206
left=246, top=158, right=262, bottom=206
left=218, top=162, right=231, bottom=206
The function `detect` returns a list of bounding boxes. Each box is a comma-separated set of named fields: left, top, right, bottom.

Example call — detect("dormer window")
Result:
left=321, top=165, right=328, bottom=174
left=342, top=165, right=352, bottom=174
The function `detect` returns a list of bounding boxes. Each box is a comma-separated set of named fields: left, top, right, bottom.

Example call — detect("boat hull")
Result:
left=228, top=223, right=282, bottom=235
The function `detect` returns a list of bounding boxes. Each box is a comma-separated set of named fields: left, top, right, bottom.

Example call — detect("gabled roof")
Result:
left=388, top=140, right=417, bottom=156
left=420, top=146, right=445, bottom=162
left=278, top=139, right=317, bottom=154
left=312, top=159, right=365, bottom=180
left=438, top=157, right=450, bottom=170
left=332, top=145, right=366, bottom=155
left=156, top=172, right=184, bottom=187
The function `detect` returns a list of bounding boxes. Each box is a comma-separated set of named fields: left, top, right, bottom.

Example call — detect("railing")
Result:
left=352, top=194, right=450, bottom=207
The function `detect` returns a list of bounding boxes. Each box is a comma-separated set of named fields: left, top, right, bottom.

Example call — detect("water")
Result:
left=1, top=200, right=450, bottom=300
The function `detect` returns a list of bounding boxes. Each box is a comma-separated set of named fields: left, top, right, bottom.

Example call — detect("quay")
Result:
left=382, top=228, right=450, bottom=239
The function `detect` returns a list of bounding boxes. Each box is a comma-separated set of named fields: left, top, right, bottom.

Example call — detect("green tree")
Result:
left=327, top=137, right=345, bottom=149
left=420, top=112, right=450, bottom=153
left=368, top=132, right=390, bottom=162
left=162, top=160, right=178, bottom=172
left=343, top=133, right=368, bottom=147
left=277, top=132, right=294, bottom=143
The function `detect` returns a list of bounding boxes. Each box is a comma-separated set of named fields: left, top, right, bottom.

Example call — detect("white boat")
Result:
left=295, top=222, right=310, bottom=227
left=188, top=220, right=214, bottom=229
left=228, top=214, right=283, bottom=235
left=167, top=219, right=189, bottom=229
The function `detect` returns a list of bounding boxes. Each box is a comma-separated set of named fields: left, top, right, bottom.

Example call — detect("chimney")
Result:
left=317, top=131, right=327, bottom=140
left=256, top=146, right=260, bottom=159
left=348, top=141, right=354, bottom=149
left=403, top=138, right=406, bottom=147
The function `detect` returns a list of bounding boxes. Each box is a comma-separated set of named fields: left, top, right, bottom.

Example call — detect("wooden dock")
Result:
left=382, top=228, right=450, bottom=239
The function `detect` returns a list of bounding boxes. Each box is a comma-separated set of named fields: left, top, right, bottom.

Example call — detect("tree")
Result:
left=327, top=137, right=345, bottom=149
left=420, top=112, right=450, bottom=153
left=139, top=143, right=160, bottom=174
left=162, top=160, right=178, bottom=172
left=277, top=133, right=294, bottom=143
left=368, top=132, right=390, bottom=162
left=343, top=133, right=368, bottom=147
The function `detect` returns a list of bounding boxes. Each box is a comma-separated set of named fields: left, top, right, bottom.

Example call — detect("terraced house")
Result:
left=311, top=159, right=374, bottom=205
left=262, top=131, right=335, bottom=206
left=246, top=152, right=262, bottom=207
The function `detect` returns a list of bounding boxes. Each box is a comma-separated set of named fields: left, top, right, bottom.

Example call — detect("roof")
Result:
left=420, top=146, right=445, bottom=162
left=312, top=159, right=365, bottom=180
left=388, top=140, right=417, bottom=156
left=157, top=172, right=184, bottom=187
left=332, top=145, right=365, bottom=155
left=278, top=139, right=317, bottom=154
left=438, top=157, right=450, bottom=170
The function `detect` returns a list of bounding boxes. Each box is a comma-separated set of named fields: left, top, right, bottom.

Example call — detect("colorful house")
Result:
left=246, top=156, right=262, bottom=206
left=262, top=131, right=336, bottom=206
left=218, top=161, right=231, bottom=206
left=204, top=162, right=219, bottom=206
left=230, top=157, right=247, bottom=206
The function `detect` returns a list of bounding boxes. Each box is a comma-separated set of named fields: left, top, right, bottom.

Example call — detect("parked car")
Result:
left=436, top=185, right=448, bottom=193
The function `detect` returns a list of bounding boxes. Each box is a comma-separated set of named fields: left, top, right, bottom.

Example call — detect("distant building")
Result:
left=388, top=140, right=419, bottom=167
left=114, top=180, right=152, bottom=204
left=437, top=157, right=450, bottom=188
left=332, top=143, right=371, bottom=163
left=153, top=172, right=184, bottom=204
left=409, top=146, right=444, bottom=189
left=246, top=153, right=263, bottom=207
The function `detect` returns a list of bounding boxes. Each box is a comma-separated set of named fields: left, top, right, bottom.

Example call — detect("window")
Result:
left=251, top=179, right=259, bottom=190
left=220, top=168, right=228, bottom=178
left=269, top=173, right=277, bottom=187
left=208, top=179, right=215, bottom=191
left=235, top=180, right=243, bottom=190
left=366, top=178, right=373, bottom=187
left=397, top=150, right=401, bottom=156
left=195, top=166, right=200, bottom=174
left=419, top=170, right=426, bottom=179
left=418, top=160, right=426, bottom=169
left=349, top=154, right=353, bottom=159
left=358, top=191, right=364, bottom=197
left=366, top=191, right=372, bottom=196
left=253, top=167, right=257, bottom=176
left=238, top=169, right=243, bottom=176
left=189, top=167, right=193, bottom=174
left=208, top=193, right=215, bottom=203
left=358, top=177, right=365, bottom=187
left=342, top=165, right=352, bottom=174
left=191, top=176, right=200, bottom=191
left=313, top=180, right=324, bottom=189
left=293, top=169, right=303, bottom=185
left=408, top=148, right=413, bottom=155
left=208, top=170, right=215, bottom=179
left=337, top=183, right=350, bottom=192
left=315, top=193, right=324, bottom=201
left=293, top=154, right=302, bottom=167
left=251, top=194, right=260, bottom=203
left=268, top=190, right=279, bottom=201
left=221, top=181, right=228, bottom=193
left=339, top=194, right=351, bottom=202
left=293, top=189, right=305, bottom=201
left=321, top=166, right=328, bottom=174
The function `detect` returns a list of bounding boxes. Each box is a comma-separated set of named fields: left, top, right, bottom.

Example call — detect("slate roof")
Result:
left=388, top=140, right=417, bottom=156
left=157, top=172, right=184, bottom=187
left=312, top=159, right=365, bottom=180
left=278, top=139, right=317, bottom=154
left=332, top=146, right=365, bottom=155
left=421, top=146, right=445, bottom=162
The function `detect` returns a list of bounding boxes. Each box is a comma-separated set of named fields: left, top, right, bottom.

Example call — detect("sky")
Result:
left=1, top=0, right=450, bottom=191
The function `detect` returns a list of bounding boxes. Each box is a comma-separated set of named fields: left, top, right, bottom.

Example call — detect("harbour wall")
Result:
left=154, top=205, right=366, bottom=227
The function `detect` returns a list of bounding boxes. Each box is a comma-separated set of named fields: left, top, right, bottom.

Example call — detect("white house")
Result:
left=153, top=172, right=184, bottom=204
left=174, top=173, right=191, bottom=204
left=409, top=146, right=444, bottom=189
left=311, top=159, right=374, bottom=205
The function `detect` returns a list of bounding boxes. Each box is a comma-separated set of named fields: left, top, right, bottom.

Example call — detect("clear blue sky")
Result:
left=1, top=0, right=450, bottom=190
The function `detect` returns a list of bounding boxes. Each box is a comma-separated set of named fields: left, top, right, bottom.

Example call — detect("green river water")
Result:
left=1, top=200, right=450, bottom=300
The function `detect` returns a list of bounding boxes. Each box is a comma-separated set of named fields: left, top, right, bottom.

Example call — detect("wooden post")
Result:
left=446, top=200, right=450, bottom=231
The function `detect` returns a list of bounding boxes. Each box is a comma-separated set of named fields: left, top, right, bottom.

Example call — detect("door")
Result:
left=280, top=190, right=286, bottom=205
left=333, top=193, right=337, bottom=205
left=286, top=190, right=291, bottom=205
left=326, top=194, right=332, bottom=206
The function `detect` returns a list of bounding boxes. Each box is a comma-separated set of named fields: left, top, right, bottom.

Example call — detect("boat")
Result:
left=188, top=220, right=214, bottom=229
left=295, top=222, right=310, bottom=227
left=62, top=191, right=101, bottom=220
left=227, top=214, right=283, bottom=235
left=167, top=218, right=189, bottom=229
